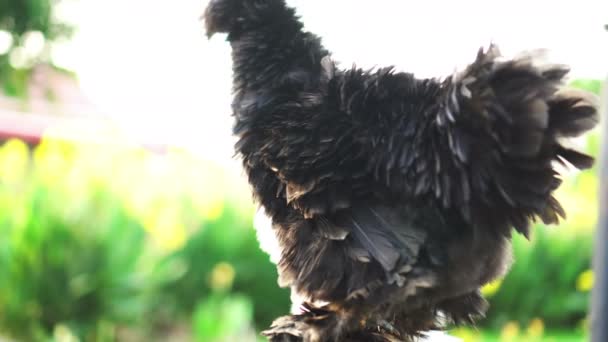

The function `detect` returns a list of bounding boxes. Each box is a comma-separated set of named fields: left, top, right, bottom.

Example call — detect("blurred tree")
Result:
left=0, top=0, right=72, bottom=97
left=0, top=0, right=69, bottom=39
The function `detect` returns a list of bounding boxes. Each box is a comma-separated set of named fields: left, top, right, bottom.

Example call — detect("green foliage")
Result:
left=0, top=60, right=31, bottom=97
left=0, top=0, right=70, bottom=39
left=483, top=227, right=593, bottom=330
left=192, top=293, right=254, bottom=342
left=569, top=79, right=603, bottom=96
left=150, top=206, right=290, bottom=331
left=0, top=137, right=289, bottom=341
left=0, top=0, right=73, bottom=98
left=0, top=139, right=149, bottom=340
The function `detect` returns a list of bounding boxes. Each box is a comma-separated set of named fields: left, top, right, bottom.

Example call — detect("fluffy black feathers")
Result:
left=203, top=1, right=599, bottom=341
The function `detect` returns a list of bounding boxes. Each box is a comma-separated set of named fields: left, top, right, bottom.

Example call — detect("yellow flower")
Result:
left=33, top=138, right=74, bottom=186
left=526, top=318, right=544, bottom=338
left=501, top=321, right=520, bottom=341
left=209, top=262, right=236, bottom=291
left=142, top=203, right=187, bottom=252
left=450, top=327, right=482, bottom=342
left=481, top=278, right=503, bottom=297
left=53, top=324, right=79, bottom=342
left=577, top=269, right=594, bottom=292
left=0, top=139, right=30, bottom=183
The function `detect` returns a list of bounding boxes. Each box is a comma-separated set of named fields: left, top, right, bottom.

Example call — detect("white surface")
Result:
left=418, top=331, right=462, bottom=342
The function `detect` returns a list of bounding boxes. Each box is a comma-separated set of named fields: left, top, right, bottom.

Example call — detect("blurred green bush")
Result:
left=0, top=137, right=289, bottom=341
left=0, top=79, right=602, bottom=341
left=0, top=0, right=73, bottom=97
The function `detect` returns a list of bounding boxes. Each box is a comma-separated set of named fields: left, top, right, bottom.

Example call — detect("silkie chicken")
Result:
left=203, top=0, right=600, bottom=341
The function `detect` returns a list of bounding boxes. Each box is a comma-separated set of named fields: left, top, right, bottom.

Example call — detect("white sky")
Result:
left=51, top=0, right=607, bottom=164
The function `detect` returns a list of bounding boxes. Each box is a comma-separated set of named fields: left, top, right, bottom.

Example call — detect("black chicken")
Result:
left=203, top=1, right=600, bottom=341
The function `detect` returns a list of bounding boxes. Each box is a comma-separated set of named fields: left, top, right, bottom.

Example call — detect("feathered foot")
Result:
left=262, top=310, right=413, bottom=342
left=437, top=290, right=489, bottom=325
